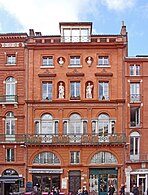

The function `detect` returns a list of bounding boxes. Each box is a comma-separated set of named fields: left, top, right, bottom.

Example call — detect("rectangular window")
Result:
left=130, top=65, right=140, bottom=76
left=130, top=136, right=140, bottom=160
left=99, top=82, right=109, bottom=100
left=130, top=107, right=140, bottom=127
left=7, top=55, right=16, bottom=65
left=98, top=56, right=109, bottom=66
left=70, top=82, right=80, bottom=98
left=70, top=56, right=80, bottom=66
left=6, top=148, right=14, bottom=162
left=70, top=151, right=80, bottom=164
left=42, top=82, right=52, bottom=100
left=130, top=83, right=140, bottom=102
left=42, top=56, right=53, bottom=66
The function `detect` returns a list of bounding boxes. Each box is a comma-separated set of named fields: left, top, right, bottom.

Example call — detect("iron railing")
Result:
left=0, top=95, right=18, bottom=103
left=130, top=94, right=141, bottom=102
left=0, top=133, right=126, bottom=145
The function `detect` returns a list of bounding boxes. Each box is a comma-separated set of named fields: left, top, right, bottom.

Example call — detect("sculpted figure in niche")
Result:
left=59, top=82, right=64, bottom=98
left=59, top=57, right=64, bottom=66
left=86, top=82, right=93, bottom=98
left=87, top=56, right=92, bottom=66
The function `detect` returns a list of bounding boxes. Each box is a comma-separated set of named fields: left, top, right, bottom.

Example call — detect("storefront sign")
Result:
left=62, top=178, right=67, bottom=189
left=29, top=169, right=63, bottom=174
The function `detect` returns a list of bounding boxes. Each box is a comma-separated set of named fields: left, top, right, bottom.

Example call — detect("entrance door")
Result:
left=69, top=171, right=81, bottom=195
left=98, top=174, right=108, bottom=195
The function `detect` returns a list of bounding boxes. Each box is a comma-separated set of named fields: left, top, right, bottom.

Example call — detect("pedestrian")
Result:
left=77, top=188, right=83, bottom=195
left=132, top=184, right=139, bottom=195
left=82, top=187, right=88, bottom=195
left=120, top=184, right=125, bottom=195
left=108, top=184, right=115, bottom=195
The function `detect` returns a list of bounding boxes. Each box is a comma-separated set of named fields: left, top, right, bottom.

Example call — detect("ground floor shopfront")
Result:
left=27, top=166, right=121, bottom=195
left=125, top=166, right=148, bottom=195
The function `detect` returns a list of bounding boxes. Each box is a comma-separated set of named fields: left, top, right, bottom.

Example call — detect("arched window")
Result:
left=130, top=131, right=140, bottom=160
left=90, top=151, right=118, bottom=164
left=5, top=112, right=15, bottom=135
left=6, top=77, right=16, bottom=96
left=35, top=114, right=58, bottom=135
left=92, top=113, right=115, bottom=135
left=69, top=114, right=81, bottom=134
left=33, top=152, right=60, bottom=164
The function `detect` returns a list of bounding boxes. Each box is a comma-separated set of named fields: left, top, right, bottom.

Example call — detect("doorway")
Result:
left=68, top=171, right=81, bottom=195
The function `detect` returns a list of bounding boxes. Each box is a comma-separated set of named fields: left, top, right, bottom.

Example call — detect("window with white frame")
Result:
left=6, top=148, right=14, bottom=162
left=130, top=107, right=140, bottom=127
left=63, top=28, right=89, bottom=42
left=130, top=64, right=140, bottom=76
left=92, top=114, right=115, bottom=135
left=99, top=81, right=109, bottom=100
left=6, top=55, right=16, bottom=65
left=6, top=77, right=16, bottom=101
left=70, top=81, right=80, bottom=98
left=70, top=151, right=80, bottom=164
left=42, top=56, right=53, bottom=66
left=33, top=152, right=60, bottom=164
left=5, top=112, right=15, bottom=135
left=42, top=82, right=52, bottom=100
left=70, top=56, right=80, bottom=66
left=130, top=83, right=140, bottom=102
left=63, top=114, right=87, bottom=135
left=98, top=56, right=109, bottom=66
left=35, top=114, right=58, bottom=135
left=130, top=132, right=140, bottom=160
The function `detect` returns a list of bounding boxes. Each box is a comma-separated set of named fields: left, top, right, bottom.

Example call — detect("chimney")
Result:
left=29, top=29, right=35, bottom=36
left=120, top=21, right=127, bottom=36
left=35, top=32, right=42, bottom=36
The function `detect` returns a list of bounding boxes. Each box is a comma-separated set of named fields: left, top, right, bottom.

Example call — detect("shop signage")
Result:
left=29, top=169, right=63, bottom=174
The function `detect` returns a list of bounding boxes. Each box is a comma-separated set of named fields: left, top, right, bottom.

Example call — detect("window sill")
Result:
left=96, top=65, right=111, bottom=68
left=68, top=65, right=82, bottom=68
left=40, top=65, right=54, bottom=68
left=5, top=63, right=16, bottom=66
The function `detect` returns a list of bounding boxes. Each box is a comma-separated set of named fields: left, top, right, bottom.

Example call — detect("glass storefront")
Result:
left=89, top=168, right=118, bottom=195
left=32, top=174, right=60, bottom=192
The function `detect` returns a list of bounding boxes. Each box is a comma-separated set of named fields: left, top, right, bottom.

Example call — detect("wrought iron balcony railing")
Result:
left=126, top=153, right=148, bottom=162
left=0, top=133, right=126, bottom=145
left=0, top=95, right=18, bottom=103
left=130, top=94, right=141, bottom=102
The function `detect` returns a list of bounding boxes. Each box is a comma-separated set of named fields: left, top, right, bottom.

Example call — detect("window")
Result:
left=130, top=107, right=140, bottom=127
left=33, top=152, right=60, bottom=164
left=42, top=82, right=52, bottom=100
left=130, top=83, right=140, bottom=102
left=35, top=114, right=58, bottom=135
left=6, top=55, right=16, bottom=65
left=6, top=77, right=16, bottom=101
left=70, top=56, right=80, bottom=66
left=99, top=82, right=109, bottom=100
left=92, top=114, right=115, bottom=135
left=98, top=56, right=109, bottom=66
left=70, top=151, right=80, bottom=164
left=130, top=132, right=140, bottom=160
left=6, top=148, right=14, bottom=162
left=130, top=65, right=140, bottom=76
left=63, top=28, right=89, bottom=42
left=42, top=56, right=53, bottom=66
left=64, top=114, right=86, bottom=135
left=5, top=112, right=15, bottom=135
left=70, top=82, right=80, bottom=98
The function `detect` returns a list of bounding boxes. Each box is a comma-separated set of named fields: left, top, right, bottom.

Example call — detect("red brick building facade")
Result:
left=0, top=22, right=147, bottom=195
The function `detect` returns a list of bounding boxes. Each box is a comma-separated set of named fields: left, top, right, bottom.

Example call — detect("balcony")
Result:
left=0, top=95, right=18, bottom=104
left=130, top=94, right=141, bottom=102
left=26, top=133, right=126, bottom=145
left=126, top=153, right=148, bottom=162
left=0, top=134, right=26, bottom=143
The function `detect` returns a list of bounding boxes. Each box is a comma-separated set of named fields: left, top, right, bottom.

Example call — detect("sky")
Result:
left=0, top=0, right=147, bottom=56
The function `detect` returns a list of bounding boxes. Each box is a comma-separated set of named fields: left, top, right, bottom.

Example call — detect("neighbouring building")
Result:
left=0, top=21, right=148, bottom=195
